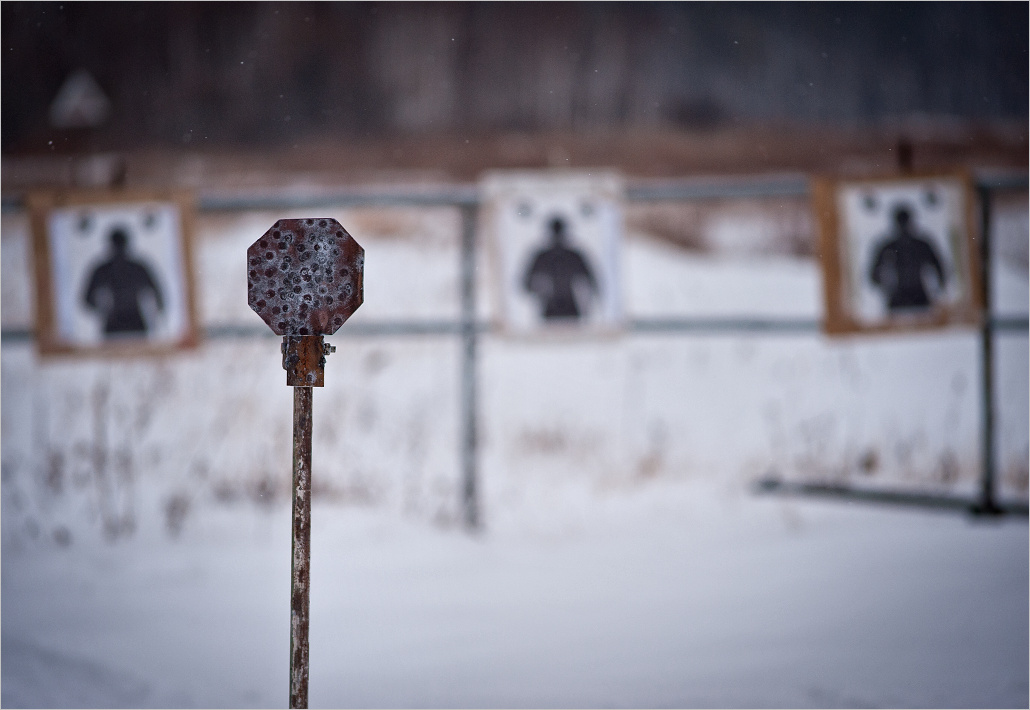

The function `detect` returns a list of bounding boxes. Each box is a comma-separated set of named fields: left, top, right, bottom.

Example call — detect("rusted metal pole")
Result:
left=249, top=218, right=361, bottom=709
left=290, top=385, right=313, bottom=708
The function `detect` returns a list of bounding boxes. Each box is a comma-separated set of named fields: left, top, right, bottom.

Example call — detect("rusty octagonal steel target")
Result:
left=248, top=218, right=364, bottom=336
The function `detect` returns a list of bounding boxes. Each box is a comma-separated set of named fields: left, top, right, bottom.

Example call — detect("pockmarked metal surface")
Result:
left=248, top=218, right=364, bottom=336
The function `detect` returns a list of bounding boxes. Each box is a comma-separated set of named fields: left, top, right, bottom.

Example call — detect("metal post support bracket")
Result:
left=282, top=335, right=335, bottom=387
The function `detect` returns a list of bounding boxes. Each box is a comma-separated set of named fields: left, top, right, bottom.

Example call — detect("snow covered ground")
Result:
left=2, top=185, right=1026, bottom=707
left=2, top=479, right=1027, bottom=708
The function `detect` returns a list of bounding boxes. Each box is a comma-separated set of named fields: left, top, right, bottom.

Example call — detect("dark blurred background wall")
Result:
left=3, top=1, right=1027, bottom=154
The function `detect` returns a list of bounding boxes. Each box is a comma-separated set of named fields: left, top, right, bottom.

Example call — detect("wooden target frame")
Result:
left=27, top=189, right=200, bottom=356
left=813, top=171, right=983, bottom=336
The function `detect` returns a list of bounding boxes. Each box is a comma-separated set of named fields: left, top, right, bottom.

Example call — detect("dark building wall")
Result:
left=2, top=2, right=1027, bottom=152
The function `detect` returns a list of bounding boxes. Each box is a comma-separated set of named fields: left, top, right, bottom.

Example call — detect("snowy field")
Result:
left=2, top=186, right=1027, bottom=708
left=2, top=479, right=1027, bottom=709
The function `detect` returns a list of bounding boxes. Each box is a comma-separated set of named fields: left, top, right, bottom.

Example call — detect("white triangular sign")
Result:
left=49, top=69, right=112, bottom=129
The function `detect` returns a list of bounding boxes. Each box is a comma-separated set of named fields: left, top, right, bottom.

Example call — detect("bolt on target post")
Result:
left=247, top=217, right=364, bottom=709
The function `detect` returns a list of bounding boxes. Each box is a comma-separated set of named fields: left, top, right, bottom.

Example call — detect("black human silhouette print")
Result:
left=522, top=216, right=599, bottom=320
left=83, top=227, right=164, bottom=335
left=868, top=204, right=947, bottom=311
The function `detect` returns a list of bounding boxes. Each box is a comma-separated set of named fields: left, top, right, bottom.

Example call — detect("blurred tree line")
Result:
left=2, top=1, right=1027, bottom=153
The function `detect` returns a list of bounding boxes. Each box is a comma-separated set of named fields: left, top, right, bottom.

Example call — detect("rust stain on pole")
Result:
left=290, top=385, right=313, bottom=709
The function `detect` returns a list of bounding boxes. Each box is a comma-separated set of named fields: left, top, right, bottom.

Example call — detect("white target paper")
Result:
left=835, top=177, right=972, bottom=326
left=482, top=171, right=624, bottom=335
left=47, top=201, right=191, bottom=347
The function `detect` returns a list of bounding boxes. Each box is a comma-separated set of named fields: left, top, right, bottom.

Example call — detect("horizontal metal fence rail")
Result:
left=632, top=315, right=1028, bottom=335
left=3, top=316, right=1026, bottom=344
left=754, top=477, right=1030, bottom=516
left=197, top=187, right=480, bottom=212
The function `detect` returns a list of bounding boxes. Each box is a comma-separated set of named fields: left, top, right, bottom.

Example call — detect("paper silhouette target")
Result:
left=523, top=215, right=600, bottom=321
left=248, top=218, right=364, bottom=336
left=483, top=171, right=624, bottom=335
left=814, top=173, right=982, bottom=335
left=28, top=190, right=199, bottom=355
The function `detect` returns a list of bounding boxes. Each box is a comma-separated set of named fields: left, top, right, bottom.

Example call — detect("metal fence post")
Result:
left=975, top=186, right=1000, bottom=515
left=459, top=203, right=480, bottom=530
